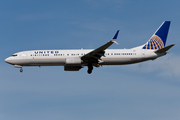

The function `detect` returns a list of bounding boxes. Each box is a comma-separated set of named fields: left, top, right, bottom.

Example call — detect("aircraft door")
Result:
left=141, top=50, right=145, bottom=58
left=21, top=53, right=30, bottom=64
left=21, top=54, right=27, bottom=59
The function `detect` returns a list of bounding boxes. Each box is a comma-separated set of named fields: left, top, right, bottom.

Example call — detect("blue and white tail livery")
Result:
left=143, top=21, right=170, bottom=50
left=5, top=21, right=175, bottom=74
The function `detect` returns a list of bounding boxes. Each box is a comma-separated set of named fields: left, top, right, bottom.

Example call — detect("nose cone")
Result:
left=5, top=57, right=11, bottom=64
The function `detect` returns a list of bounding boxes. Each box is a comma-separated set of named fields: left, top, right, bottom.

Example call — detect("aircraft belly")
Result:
left=19, top=58, right=65, bottom=66
left=101, top=57, right=145, bottom=65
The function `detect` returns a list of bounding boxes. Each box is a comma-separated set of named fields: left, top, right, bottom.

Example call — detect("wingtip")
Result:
left=112, top=30, right=120, bottom=39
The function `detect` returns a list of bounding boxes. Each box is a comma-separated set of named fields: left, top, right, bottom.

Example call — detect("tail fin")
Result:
left=142, top=21, right=171, bottom=50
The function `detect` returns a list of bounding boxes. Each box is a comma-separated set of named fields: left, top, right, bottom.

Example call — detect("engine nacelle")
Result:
left=65, top=57, right=82, bottom=65
left=64, top=66, right=82, bottom=71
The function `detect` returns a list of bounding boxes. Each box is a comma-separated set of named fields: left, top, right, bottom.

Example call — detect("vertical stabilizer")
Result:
left=142, top=21, right=171, bottom=50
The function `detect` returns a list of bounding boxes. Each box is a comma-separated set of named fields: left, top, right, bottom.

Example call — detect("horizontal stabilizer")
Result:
left=155, top=44, right=175, bottom=53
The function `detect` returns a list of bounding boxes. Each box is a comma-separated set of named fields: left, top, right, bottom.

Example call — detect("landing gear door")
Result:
left=20, top=53, right=29, bottom=65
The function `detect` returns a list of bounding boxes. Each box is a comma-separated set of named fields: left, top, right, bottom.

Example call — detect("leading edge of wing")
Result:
left=81, top=30, right=119, bottom=61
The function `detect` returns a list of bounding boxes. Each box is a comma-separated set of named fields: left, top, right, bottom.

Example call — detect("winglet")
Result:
left=81, top=30, right=120, bottom=61
left=111, top=30, right=119, bottom=44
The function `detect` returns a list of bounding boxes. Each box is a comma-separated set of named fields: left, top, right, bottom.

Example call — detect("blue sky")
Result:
left=1, top=0, right=180, bottom=120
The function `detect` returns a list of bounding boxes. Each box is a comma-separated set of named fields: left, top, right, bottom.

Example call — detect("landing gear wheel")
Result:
left=20, top=69, right=23, bottom=73
left=88, top=69, right=92, bottom=74
left=87, top=64, right=93, bottom=74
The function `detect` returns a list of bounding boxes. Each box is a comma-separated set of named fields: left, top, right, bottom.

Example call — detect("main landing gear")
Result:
left=87, top=64, right=93, bottom=74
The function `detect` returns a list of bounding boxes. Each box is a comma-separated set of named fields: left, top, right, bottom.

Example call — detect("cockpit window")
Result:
left=11, top=54, right=17, bottom=57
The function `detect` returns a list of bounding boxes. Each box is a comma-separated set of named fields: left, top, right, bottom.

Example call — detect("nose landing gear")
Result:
left=20, top=68, right=23, bottom=73
left=14, top=65, right=23, bottom=73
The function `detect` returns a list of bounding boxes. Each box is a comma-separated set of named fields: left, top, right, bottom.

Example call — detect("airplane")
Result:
left=5, top=21, right=175, bottom=74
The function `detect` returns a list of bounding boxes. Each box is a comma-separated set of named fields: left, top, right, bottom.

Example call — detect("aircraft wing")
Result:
left=81, top=30, right=119, bottom=63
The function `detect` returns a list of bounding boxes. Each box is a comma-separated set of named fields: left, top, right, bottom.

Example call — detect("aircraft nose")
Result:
left=5, top=57, right=11, bottom=64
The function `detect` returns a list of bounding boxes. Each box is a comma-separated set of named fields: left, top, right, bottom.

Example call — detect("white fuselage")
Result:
left=4, top=21, right=173, bottom=74
left=5, top=49, right=165, bottom=67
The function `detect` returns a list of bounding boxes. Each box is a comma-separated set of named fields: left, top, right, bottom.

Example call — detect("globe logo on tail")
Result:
left=143, top=35, right=164, bottom=50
